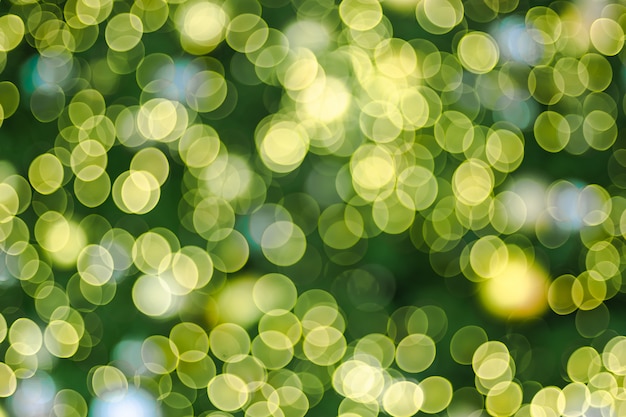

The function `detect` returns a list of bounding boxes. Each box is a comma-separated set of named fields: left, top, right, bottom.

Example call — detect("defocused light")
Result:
left=382, top=380, right=424, bottom=417
left=214, top=275, right=262, bottom=327
left=2, top=1, right=626, bottom=416
left=395, top=333, right=436, bottom=373
left=457, top=32, right=499, bottom=74
left=339, top=0, right=383, bottom=32
left=112, top=339, right=145, bottom=375
left=416, top=0, right=464, bottom=35
left=297, top=76, right=351, bottom=123
left=9, top=372, right=55, bottom=417
left=36, top=53, right=75, bottom=87
left=89, top=387, right=161, bottom=417
left=284, top=20, right=330, bottom=52
left=28, top=154, right=63, bottom=195
left=492, top=16, right=543, bottom=65
left=333, top=358, right=385, bottom=403
left=207, top=374, right=249, bottom=412
left=0, top=15, right=24, bottom=52
left=419, top=376, right=453, bottom=414
left=546, top=181, right=610, bottom=231
left=478, top=250, right=549, bottom=319
left=176, top=1, right=229, bottom=55
left=507, top=176, right=548, bottom=228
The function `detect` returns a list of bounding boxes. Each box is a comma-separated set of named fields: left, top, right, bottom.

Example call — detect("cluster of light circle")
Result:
left=0, top=0, right=625, bottom=416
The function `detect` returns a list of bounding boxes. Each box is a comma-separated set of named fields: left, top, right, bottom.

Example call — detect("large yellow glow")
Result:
left=298, top=77, right=351, bottom=123
left=214, top=275, right=262, bottom=328
left=35, top=212, right=87, bottom=269
left=478, top=251, right=549, bottom=319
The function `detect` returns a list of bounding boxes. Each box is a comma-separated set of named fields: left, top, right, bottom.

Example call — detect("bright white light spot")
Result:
left=507, top=176, right=547, bottom=228
left=90, top=387, right=161, bottom=417
left=9, top=373, right=56, bottom=417
left=111, top=339, right=146, bottom=375
left=492, top=17, right=543, bottom=65
left=154, top=60, right=199, bottom=102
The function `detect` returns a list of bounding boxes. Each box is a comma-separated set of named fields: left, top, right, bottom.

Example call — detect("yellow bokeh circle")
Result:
left=339, top=0, right=383, bottom=32
left=457, top=32, right=499, bottom=74
left=0, top=15, right=24, bottom=52
left=589, top=18, right=624, bottom=56
left=382, top=380, right=424, bottom=417
left=0, top=363, right=17, bottom=397
left=176, top=1, right=229, bottom=55
left=395, top=333, right=436, bottom=373
left=207, top=374, right=249, bottom=412
left=105, top=13, right=143, bottom=52
left=111, top=170, right=160, bottom=214
left=29, top=153, right=64, bottom=195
